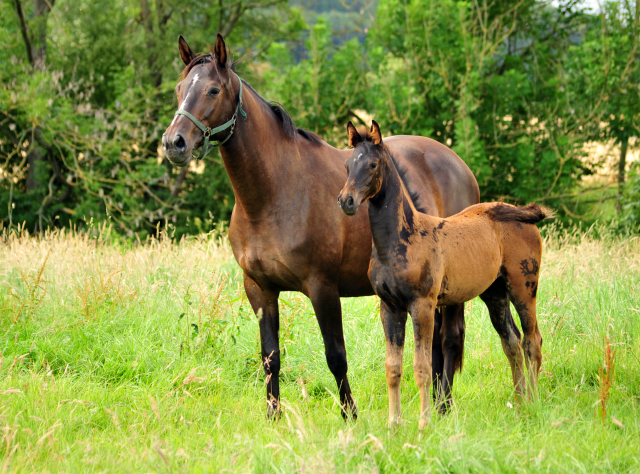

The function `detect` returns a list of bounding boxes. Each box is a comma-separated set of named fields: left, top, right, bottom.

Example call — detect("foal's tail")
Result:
left=487, top=203, right=555, bottom=224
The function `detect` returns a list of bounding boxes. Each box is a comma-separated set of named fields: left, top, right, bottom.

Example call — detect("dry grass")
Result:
left=0, top=224, right=638, bottom=472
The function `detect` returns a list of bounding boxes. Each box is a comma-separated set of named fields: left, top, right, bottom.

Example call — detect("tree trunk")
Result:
left=13, top=0, right=34, bottom=65
left=171, top=166, right=189, bottom=197
left=33, top=0, right=52, bottom=70
left=617, top=135, right=629, bottom=213
left=26, top=147, right=44, bottom=191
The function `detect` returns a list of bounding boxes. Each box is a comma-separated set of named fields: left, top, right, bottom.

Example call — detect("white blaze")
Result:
left=178, top=73, right=200, bottom=111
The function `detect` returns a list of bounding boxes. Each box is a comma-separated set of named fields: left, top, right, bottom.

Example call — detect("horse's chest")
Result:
left=369, top=260, right=414, bottom=308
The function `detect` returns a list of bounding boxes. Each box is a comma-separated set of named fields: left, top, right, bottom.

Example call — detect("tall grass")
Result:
left=0, top=225, right=639, bottom=472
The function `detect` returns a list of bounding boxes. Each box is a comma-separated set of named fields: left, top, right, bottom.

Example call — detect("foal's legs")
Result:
left=479, top=277, right=527, bottom=400
left=433, top=303, right=465, bottom=413
left=380, top=300, right=407, bottom=426
left=506, top=271, right=543, bottom=398
left=431, top=308, right=444, bottom=405
left=409, top=297, right=436, bottom=430
left=307, top=280, right=357, bottom=419
left=244, top=275, right=282, bottom=417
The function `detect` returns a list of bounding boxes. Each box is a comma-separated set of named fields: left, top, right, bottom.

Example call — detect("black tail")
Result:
left=487, top=203, right=554, bottom=224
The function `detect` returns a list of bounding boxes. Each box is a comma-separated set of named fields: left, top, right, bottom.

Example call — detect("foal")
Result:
left=338, top=121, right=550, bottom=429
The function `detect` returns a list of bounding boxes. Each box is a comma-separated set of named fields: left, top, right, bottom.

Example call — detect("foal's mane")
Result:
left=358, top=128, right=429, bottom=214
left=179, top=52, right=322, bottom=147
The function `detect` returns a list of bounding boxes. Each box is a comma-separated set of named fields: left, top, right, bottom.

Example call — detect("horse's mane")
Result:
left=179, top=52, right=323, bottom=147
left=357, top=127, right=429, bottom=214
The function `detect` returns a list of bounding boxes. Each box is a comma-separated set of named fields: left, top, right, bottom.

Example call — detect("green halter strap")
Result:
left=173, top=74, right=247, bottom=160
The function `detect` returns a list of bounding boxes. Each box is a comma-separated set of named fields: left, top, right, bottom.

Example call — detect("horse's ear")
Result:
left=347, top=121, right=362, bottom=148
left=370, top=120, right=383, bottom=146
left=179, top=35, right=195, bottom=66
left=214, top=33, right=228, bottom=68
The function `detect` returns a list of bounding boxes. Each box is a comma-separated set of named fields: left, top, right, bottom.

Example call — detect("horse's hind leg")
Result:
left=431, top=308, right=445, bottom=407
left=433, top=303, right=465, bottom=414
left=479, top=277, right=527, bottom=400
left=506, top=262, right=543, bottom=398
left=381, top=300, right=407, bottom=427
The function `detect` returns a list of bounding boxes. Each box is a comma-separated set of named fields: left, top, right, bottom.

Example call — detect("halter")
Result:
left=173, top=73, right=247, bottom=160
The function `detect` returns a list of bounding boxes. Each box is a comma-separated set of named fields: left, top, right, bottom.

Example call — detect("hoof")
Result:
left=266, top=400, right=281, bottom=421
left=436, top=399, right=451, bottom=415
left=418, top=417, right=429, bottom=431
left=341, top=399, right=358, bottom=422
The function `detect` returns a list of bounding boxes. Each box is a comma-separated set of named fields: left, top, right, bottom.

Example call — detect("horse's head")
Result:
left=162, top=34, right=240, bottom=167
left=338, top=120, right=387, bottom=216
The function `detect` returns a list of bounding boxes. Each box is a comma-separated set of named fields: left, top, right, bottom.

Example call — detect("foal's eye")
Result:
left=207, top=87, right=220, bottom=97
left=369, top=162, right=378, bottom=170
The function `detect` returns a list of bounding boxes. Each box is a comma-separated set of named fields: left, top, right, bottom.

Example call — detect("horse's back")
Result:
left=384, top=135, right=480, bottom=217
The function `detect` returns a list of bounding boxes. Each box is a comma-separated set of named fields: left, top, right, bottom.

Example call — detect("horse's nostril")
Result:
left=173, top=134, right=186, bottom=152
left=346, top=196, right=354, bottom=208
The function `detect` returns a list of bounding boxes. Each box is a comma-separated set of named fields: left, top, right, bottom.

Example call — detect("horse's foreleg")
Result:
left=244, top=275, right=281, bottom=418
left=480, top=277, right=526, bottom=401
left=380, top=300, right=407, bottom=427
left=410, top=297, right=436, bottom=430
left=307, top=281, right=356, bottom=420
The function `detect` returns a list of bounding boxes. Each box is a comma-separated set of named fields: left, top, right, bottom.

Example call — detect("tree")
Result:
left=572, top=1, right=640, bottom=211
left=368, top=0, right=591, bottom=205
left=0, top=0, right=305, bottom=236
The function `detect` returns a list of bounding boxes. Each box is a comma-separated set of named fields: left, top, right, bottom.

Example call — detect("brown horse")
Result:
left=338, top=121, right=550, bottom=429
left=162, top=34, right=480, bottom=419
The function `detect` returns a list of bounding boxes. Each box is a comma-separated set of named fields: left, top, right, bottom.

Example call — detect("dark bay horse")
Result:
left=162, top=34, right=480, bottom=418
left=338, top=121, right=549, bottom=428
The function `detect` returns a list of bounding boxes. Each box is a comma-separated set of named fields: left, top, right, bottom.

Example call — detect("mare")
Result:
left=338, top=121, right=549, bottom=429
left=162, top=34, right=480, bottom=418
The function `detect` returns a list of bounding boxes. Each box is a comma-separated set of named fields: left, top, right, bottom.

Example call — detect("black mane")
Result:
left=244, top=82, right=323, bottom=146
left=356, top=129, right=430, bottom=214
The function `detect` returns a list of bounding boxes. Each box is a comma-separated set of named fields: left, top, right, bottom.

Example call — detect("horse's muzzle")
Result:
left=162, top=132, right=192, bottom=167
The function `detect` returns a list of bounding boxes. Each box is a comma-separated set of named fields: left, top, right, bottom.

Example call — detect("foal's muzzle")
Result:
left=337, top=189, right=361, bottom=216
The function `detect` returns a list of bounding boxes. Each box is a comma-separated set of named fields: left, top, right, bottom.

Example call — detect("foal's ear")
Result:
left=347, top=121, right=362, bottom=148
left=214, top=33, right=228, bottom=68
left=370, top=120, right=383, bottom=146
left=178, top=35, right=195, bottom=66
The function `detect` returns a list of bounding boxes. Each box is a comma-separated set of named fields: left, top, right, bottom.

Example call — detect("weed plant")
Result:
left=0, top=225, right=639, bottom=472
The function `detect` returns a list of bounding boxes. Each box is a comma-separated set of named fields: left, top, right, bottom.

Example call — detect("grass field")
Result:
left=1, top=225, right=639, bottom=473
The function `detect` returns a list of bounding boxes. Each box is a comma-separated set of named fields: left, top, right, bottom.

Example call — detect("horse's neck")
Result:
left=218, top=83, right=295, bottom=217
left=368, top=156, right=418, bottom=263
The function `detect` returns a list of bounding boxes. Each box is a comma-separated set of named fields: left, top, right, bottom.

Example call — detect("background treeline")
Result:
left=1, top=0, right=639, bottom=238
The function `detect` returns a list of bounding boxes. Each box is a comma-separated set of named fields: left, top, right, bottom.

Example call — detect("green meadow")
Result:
left=1, top=226, right=639, bottom=473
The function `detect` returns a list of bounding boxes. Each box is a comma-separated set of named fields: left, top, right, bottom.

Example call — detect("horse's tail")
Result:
left=487, top=203, right=554, bottom=224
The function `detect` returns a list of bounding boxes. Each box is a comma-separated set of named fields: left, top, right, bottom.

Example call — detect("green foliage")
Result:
left=618, top=162, right=640, bottom=232
left=261, top=18, right=368, bottom=142
left=368, top=0, right=591, bottom=203
left=1, top=0, right=638, bottom=236
left=0, top=0, right=304, bottom=238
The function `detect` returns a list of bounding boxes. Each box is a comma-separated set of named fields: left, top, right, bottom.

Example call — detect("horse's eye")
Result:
left=370, top=162, right=378, bottom=170
left=208, top=87, right=220, bottom=97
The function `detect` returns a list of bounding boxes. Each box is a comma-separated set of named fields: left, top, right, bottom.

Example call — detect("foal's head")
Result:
left=162, top=34, right=238, bottom=166
left=338, top=120, right=388, bottom=216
